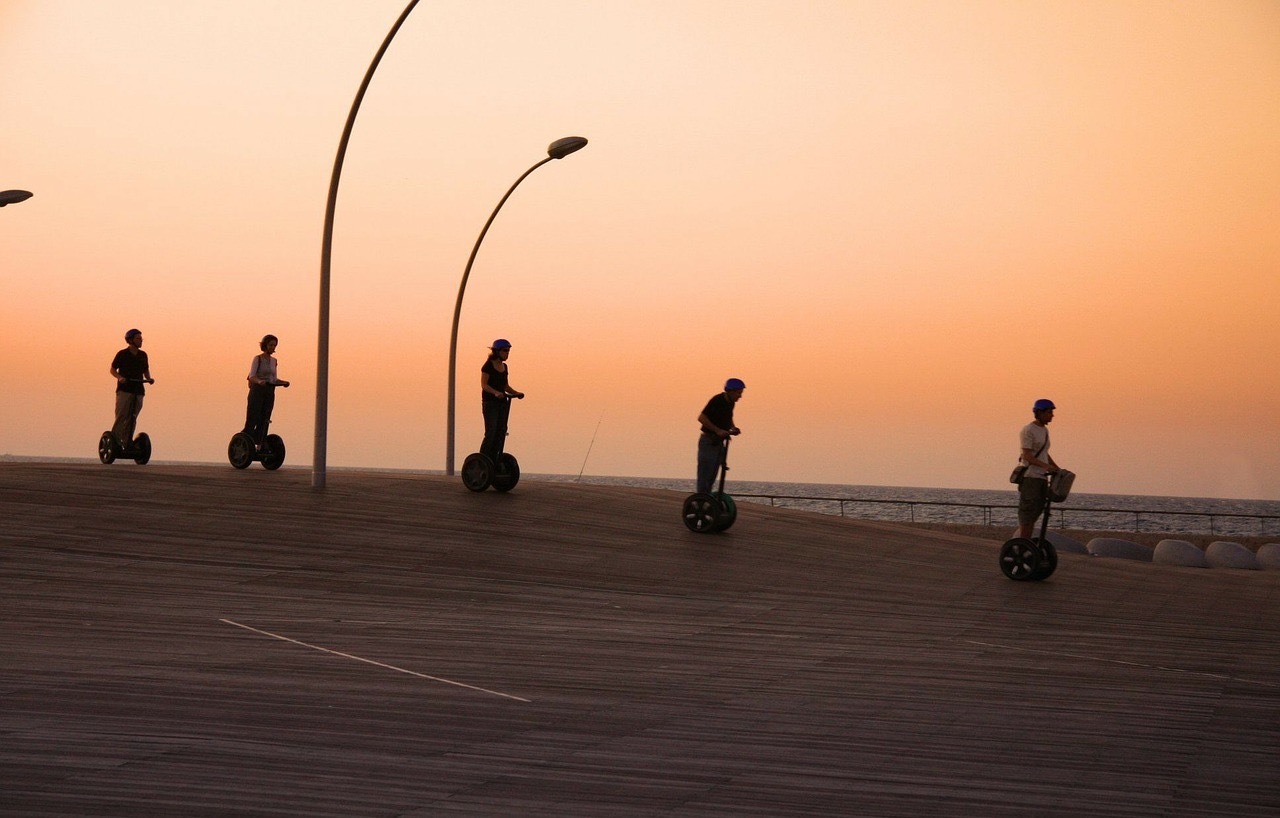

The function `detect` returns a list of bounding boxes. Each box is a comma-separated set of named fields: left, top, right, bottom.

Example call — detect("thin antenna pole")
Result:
left=576, top=412, right=604, bottom=482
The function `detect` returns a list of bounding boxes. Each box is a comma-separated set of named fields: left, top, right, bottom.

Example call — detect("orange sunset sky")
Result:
left=2, top=1, right=1277, bottom=500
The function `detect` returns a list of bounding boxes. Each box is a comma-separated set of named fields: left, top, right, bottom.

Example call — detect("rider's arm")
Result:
left=1021, top=447, right=1057, bottom=472
left=698, top=412, right=730, bottom=438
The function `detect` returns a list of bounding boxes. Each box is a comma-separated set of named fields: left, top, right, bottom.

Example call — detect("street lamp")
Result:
left=313, top=0, right=421, bottom=489
left=0, top=190, right=33, bottom=207
left=445, top=136, right=589, bottom=475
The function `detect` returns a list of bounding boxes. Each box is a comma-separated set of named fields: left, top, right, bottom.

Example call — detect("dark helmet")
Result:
left=724, top=378, right=746, bottom=391
left=1033, top=398, right=1056, bottom=412
left=491, top=338, right=512, bottom=350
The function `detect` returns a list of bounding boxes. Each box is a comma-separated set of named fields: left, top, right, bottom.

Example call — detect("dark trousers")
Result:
left=481, top=399, right=511, bottom=462
left=112, top=392, right=144, bottom=444
left=244, top=385, right=275, bottom=446
left=697, top=434, right=726, bottom=494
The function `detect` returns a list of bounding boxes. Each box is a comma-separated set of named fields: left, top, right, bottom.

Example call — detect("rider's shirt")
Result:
left=112, top=348, right=149, bottom=395
left=481, top=357, right=509, bottom=402
left=249, top=354, right=278, bottom=385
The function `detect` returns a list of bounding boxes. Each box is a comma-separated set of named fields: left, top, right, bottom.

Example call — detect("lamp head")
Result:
left=547, top=136, right=588, bottom=160
left=0, top=190, right=34, bottom=207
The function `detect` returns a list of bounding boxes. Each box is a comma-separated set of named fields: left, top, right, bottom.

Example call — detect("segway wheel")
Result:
left=228, top=433, right=255, bottom=470
left=712, top=492, right=737, bottom=531
left=98, top=431, right=118, bottom=464
left=999, top=537, right=1042, bottom=581
left=682, top=493, right=724, bottom=533
left=132, top=433, right=152, bottom=465
left=491, top=453, right=520, bottom=492
left=1029, top=537, right=1058, bottom=581
left=261, top=434, right=286, bottom=471
left=461, top=453, right=493, bottom=492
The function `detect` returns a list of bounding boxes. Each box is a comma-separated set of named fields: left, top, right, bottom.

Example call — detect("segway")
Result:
left=98, top=378, right=155, bottom=465
left=462, top=396, right=521, bottom=493
left=228, top=382, right=288, bottom=470
left=999, top=469, right=1075, bottom=581
left=682, top=435, right=738, bottom=533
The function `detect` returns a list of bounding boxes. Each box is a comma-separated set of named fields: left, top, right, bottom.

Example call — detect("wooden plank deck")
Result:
left=2, top=462, right=1279, bottom=817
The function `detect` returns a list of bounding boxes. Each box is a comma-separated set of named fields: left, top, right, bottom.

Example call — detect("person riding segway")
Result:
left=228, top=334, right=291, bottom=470
left=683, top=378, right=745, bottom=533
left=462, top=339, right=524, bottom=492
left=100, top=328, right=155, bottom=465
left=1000, top=398, right=1071, bottom=580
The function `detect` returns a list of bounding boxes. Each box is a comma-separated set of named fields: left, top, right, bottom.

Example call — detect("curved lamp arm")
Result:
left=445, top=137, right=588, bottom=475
left=0, top=190, right=33, bottom=207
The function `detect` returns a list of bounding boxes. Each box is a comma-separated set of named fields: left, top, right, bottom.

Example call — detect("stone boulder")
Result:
left=1153, top=539, right=1208, bottom=568
left=1205, top=541, right=1259, bottom=570
left=1257, top=544, right=1280, bottom=570
left=1086, top=537, right=1153, bottom=562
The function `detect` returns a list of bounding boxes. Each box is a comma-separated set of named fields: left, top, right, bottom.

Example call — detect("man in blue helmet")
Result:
left=1017, top=398, right=1061, bottom=538
left=696, top=378, right=744, bottom=494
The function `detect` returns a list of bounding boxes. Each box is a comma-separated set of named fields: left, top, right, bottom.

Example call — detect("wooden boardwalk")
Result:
left=3, top=463, right=1279, bottom=817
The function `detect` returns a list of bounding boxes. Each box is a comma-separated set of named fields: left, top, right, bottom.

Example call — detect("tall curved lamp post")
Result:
left=0, top=190, right=33, bottom=207
left=313, top=0, right=421, bottom=489
left=445, top=136, right=588, bottom=475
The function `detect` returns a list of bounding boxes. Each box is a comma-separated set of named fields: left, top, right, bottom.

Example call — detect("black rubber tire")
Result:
left=682, top=493, right=724, bottom=533
left=1029, top=537, right=1058, bottom=581
left=461, top=453, right=493, bottom=492
left=228, top=433, right=255, bottom=469
left=713, top=492, right=737, bottom=531
left=999, top=537, right=1042, bottom=581
left=132, top=433, right=152, bottom=465
left=491, top=453, right=520, bottom=492
left=98, top=431, right=117, bottom=464
left=261, top=434, right=286, bottom=470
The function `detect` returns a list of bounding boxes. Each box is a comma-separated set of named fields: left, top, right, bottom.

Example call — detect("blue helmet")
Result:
left=491, top=338, right=512, bottom=350
left=1033, top=398, right=1056, bottom=412
left=724, top=378, right=746, bottom=391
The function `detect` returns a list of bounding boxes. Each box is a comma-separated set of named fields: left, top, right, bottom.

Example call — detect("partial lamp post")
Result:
left=0, top=190, right=34, bottom=207
left=312, top=0, right=422, bottom=489
left=445, top=136, right=588, bottom=475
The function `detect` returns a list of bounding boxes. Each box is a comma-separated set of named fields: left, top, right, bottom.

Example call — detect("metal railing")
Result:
left=732, top=494, right=1280, bottom=538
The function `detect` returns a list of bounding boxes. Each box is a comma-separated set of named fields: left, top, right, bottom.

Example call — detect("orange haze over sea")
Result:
left=2, top=1, right=1278, bottom=500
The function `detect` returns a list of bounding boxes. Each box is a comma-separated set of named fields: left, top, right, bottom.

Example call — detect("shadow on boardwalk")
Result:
left=3, top=463, right=1279, bottom=817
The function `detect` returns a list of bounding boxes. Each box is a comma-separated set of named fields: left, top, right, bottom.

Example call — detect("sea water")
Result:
left=531, top=474, right=1280, bottom=539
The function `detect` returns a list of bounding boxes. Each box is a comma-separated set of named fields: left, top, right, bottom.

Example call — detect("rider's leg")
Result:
left=113, top=393, right=143, bottom=444
left=696, top=435, right=721, bottom=494
left=112, top=392, right=132, bottom=442
left=1016, top=478, right=1048, bottom=538
left=480, top=401, right=504, bottom=461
